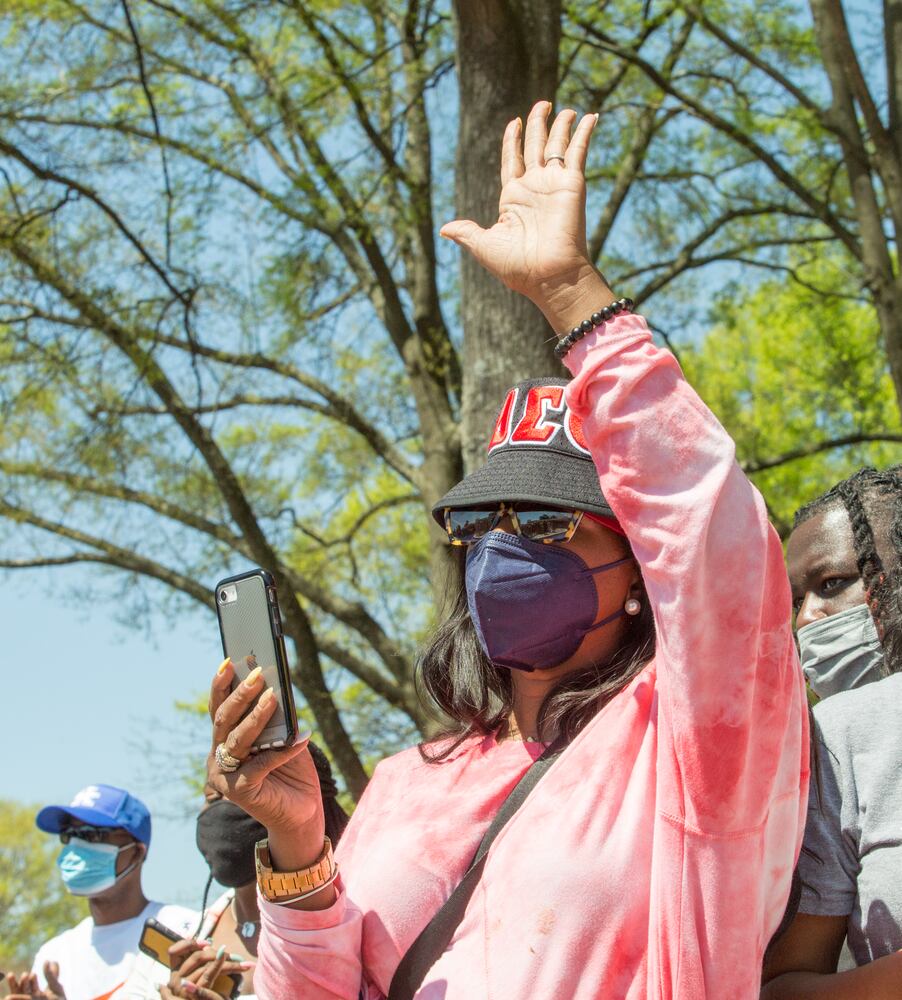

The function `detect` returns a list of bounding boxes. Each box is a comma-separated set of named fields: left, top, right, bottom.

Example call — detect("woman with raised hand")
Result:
left=205, top=101, right=808, bottom=1000
left=763, top=466, right=902, bottom=999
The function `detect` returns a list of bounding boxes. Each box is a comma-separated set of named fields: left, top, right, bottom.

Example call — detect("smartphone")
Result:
left=214, top=568, right=298, bottom=752
left=138, top=917, right=241, bottom=997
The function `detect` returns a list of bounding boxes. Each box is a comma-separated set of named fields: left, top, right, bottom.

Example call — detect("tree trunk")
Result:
left=453, top=0, right=564, bottom=474
left=810, top=0, right=902, bottom=415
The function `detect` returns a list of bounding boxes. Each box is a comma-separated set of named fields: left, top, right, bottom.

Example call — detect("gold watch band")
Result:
left=255, top=837, right=336, bottom=902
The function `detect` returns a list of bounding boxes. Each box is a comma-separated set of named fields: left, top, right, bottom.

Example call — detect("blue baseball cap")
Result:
left=36, top=784, right=152, bottom=845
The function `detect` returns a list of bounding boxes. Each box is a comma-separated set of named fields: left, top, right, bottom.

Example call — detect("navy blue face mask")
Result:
left=465, top=530, right=632, bottom=671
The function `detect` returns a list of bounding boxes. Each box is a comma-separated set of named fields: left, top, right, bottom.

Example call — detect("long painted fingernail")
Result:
left=297, top=728, right=313, bottom=744
left=244, top=665, right=262, bottom=687
left=217, top=658, right=231, bottom=675
left=216, top=944, right=226, bottom=959
left=259, top=687, right=274, bottom=706
left=180, top=981, right=198, bottom=995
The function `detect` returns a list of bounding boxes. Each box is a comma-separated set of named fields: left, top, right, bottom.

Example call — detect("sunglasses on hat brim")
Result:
left=443, top=502, right=623, bottom=546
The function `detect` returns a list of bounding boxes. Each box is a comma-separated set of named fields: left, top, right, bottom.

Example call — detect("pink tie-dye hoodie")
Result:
left=254, top=313, right=809, bottom=1000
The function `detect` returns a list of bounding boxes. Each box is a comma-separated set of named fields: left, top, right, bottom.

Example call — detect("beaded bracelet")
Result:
left=553, top=297, right=635, bottom=361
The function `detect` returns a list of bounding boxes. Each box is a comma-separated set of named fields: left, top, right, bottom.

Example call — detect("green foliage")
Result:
left=1, top=0, right=899, bottom=795
left=0, top=0, right=452, bottom=792
left=0, top=801, right=88, bottom=970
left=683, top=256, right=902, bottom=534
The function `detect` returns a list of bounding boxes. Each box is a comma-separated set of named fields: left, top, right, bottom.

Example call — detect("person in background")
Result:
left=763, top=466, right=902, bottom=997
left=3, top=783, right=197, bottom=1000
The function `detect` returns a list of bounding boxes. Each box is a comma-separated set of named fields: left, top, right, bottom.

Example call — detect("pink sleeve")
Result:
left=254, top=885, right=366, bottom=1000
left=564, top=313, right=808, bottom=833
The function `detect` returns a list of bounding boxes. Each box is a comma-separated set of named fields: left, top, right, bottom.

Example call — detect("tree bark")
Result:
left=453, top=0, right=564, bottom=474
left=809, top=0, right=902, bottom=414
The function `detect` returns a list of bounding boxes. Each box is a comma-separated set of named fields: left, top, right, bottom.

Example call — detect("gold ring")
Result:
left=215, top=742, right=243, bottom=773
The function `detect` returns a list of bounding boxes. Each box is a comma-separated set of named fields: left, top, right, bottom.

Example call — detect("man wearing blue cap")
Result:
left=13, top=784, right=197, bottom=1000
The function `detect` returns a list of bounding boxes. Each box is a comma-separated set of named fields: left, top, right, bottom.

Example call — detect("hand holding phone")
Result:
left=206, top=662, right=328, bottom=884
left=139, top=919, right=243, bottom=998
left=214, top=569, right=298, bottom=752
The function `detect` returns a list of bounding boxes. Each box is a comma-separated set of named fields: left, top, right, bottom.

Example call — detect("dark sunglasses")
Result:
left=443, top=502, right=584, bottom=546
left=59, top=825, right=116, bottom=845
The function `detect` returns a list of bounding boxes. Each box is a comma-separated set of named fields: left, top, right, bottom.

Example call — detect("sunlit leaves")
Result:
left=683, top=253, right=902, bottom=533
left=0, top=800, right=89, bottom=968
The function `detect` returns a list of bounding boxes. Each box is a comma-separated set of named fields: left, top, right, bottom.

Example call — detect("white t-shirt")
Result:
left=32, top=901, right=198, bottom=1000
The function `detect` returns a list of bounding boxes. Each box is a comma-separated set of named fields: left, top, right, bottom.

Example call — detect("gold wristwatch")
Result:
left=255, top=837, right=336, bottom=902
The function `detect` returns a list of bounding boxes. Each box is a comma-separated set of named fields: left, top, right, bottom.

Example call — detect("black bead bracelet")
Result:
left=553, top=297, right=635, bottom=361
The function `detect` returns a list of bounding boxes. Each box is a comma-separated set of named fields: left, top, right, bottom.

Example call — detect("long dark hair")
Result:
left=416, top=544, right=656, bottom=762
left=793, top=464, right=902, bottom=673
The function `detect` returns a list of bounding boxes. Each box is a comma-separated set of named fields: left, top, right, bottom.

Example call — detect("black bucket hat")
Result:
left=432, top=377, right=616, bottom=525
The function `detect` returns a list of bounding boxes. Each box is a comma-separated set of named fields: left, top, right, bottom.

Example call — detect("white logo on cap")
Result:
left=70, top=786, right=102, bottom=808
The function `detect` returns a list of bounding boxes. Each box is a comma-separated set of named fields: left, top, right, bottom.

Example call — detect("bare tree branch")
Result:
left=317, top=636, right=425, bottom=729
left=574, top=17, right=863, bottom=259
left=137, top=333, right=424, bottom=487
left=679, top=2, right=825, bottom=118
left=0, top=497, right=212, bottom=603
left=287, top=493, right=420, bottom=551
left=0, top=459, right=415, bottom=687
left=742, top=433, right=902, bottom=474
left=0, top=232, right=370, bottom=796
left=588, top=15, right=692, bottom=261
left=0, top=135, right=193, bottom=309
left=120, top=0, right=175, bottom=267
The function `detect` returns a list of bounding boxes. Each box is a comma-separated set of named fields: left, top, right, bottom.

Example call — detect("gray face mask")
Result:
left=797, top=603, right=885, bottom=700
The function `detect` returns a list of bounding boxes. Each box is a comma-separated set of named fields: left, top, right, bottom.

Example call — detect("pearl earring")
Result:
left=624, top=598, right=641, bottom=615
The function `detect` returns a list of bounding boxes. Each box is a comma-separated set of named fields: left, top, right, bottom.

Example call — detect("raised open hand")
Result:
left=441, top=102, right=599, bottom=312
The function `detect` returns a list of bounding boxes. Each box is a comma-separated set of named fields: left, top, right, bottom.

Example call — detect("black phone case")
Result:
left=214, top=568, right=299, bottom=751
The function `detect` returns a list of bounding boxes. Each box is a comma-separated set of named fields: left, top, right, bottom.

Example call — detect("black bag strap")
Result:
left=387, top=736, right=566, bottom=1000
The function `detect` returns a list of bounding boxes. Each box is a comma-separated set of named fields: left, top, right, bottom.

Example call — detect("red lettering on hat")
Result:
left=565, top=410, right=591, bottom=455
left=510, top=385, right=566, bottom=445
left=488, top=388, right=518, bottom=452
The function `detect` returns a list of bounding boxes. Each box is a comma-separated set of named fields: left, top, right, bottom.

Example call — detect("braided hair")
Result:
left=793, top=465, right=902, bottom=673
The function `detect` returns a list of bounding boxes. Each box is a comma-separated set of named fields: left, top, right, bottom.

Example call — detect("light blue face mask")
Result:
left=56, top=837, right=140, bottom=897
left=797, top=603, right=886, bottom=700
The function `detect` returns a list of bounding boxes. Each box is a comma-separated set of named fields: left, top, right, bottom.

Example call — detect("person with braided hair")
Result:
left=762, top=465, right=902, bottom=998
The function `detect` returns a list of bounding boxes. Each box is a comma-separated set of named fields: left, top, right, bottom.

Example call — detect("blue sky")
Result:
left=3, top=571, right=221, bottom=910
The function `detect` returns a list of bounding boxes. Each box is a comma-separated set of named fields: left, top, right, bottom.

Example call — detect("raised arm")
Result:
left=443, top=100, right=808, bottom=835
